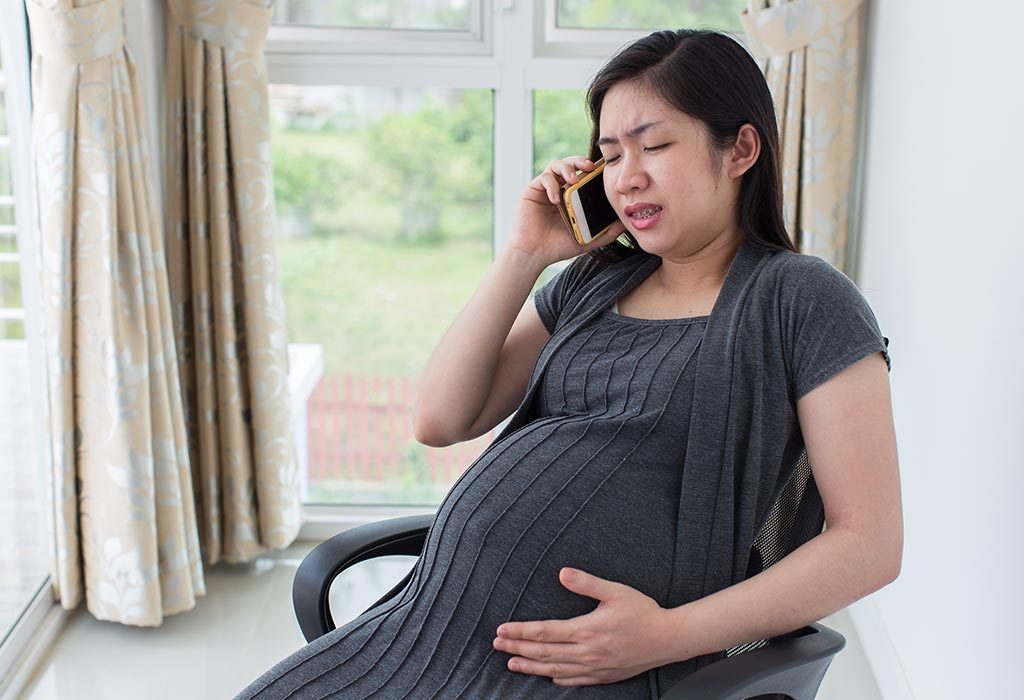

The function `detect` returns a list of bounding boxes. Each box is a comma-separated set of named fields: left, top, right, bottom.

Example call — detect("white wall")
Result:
left=851, top=1, right=1024, bottom=697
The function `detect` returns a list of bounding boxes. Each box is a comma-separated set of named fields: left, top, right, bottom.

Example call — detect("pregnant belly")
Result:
left=425, top=417, right=680, bottom=630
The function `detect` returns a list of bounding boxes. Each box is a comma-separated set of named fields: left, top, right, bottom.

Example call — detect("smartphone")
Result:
left=556, top=159, right=620, bottom=246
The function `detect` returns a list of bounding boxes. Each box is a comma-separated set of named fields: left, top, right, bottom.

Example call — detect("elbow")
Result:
left=872, top=535, right=904, bottom=590
left=882, top=520, right=905, bottom=585
left=836, top=523, right=903, bottom=593
left=883, top=546, right=903, bottom=586
left=412, top=414, right=457, bottom=448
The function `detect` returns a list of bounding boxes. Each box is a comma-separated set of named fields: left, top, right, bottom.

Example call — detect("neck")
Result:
left=655, top=229, right=743, bottom=294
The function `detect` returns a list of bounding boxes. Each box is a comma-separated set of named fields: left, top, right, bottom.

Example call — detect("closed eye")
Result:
left=603, top=143, right=671, bottom=164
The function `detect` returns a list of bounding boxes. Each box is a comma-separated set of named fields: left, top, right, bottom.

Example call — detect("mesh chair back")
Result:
left=724, top=448, right=824, bottom=658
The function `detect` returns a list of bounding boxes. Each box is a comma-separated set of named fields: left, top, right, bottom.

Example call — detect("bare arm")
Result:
left=663, top=351, right=903, bottom=659
left=412, top=155, right=625, bottom=448
left=412, top=247, right=551, bottom=447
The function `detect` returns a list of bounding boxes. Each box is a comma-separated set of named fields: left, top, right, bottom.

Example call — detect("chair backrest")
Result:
left=724, top=448, right=825, bottom=658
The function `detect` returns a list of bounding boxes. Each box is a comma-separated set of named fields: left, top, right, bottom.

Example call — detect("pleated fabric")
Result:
left=235, top=303, right=709, bottom=699
left=26, top=0, right=203, bottom=625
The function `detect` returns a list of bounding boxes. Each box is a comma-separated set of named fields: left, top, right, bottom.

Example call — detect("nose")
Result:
left=612, top=153, right=648, bottom=195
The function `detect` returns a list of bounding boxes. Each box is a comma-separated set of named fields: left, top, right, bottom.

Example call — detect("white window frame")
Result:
left=536, top=0, right=651, bottom=58
left=535, top=0, right=751, bottom=58
left=0, top=1, right=66, bottom=695
left=267, top=0, right=490, bottom=56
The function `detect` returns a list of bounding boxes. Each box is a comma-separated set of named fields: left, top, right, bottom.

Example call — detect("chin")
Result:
left=628, top=231, right=668, bottom=256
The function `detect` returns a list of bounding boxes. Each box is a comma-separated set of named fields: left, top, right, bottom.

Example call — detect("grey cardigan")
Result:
left=493, top=236, right=891, bottom=690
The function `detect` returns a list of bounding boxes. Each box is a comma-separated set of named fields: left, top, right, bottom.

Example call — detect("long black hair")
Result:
left=585, top=29, right=799, bottom=261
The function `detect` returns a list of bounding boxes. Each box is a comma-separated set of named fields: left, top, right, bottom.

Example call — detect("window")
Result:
left=273, top=0, right=474, bottom=31
left=536, top=0, right=748, bottom=57
left=0, top=0, right=51, bottom=673
left=533, top=88, right=589, bottom=175
left=554, top=0, right=745, bottom=31
left=271, top=85, right=495, bottom=504
left=266, top=0, right=747, bottom=509
left=267, top=0, right=487, bottom=56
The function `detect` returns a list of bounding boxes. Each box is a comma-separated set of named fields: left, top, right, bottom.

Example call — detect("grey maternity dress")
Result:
left=236, top=238, right=891, bottom=699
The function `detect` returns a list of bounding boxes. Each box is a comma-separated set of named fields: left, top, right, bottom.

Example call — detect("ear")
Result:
left=728, top=123, right=760, bottom=179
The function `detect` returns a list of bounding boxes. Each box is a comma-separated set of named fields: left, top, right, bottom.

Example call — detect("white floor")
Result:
left=17, top=542, right=884, bottom=699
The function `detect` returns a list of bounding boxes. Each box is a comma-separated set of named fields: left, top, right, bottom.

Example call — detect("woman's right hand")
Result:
left=507, top=156, right=625, bottom=267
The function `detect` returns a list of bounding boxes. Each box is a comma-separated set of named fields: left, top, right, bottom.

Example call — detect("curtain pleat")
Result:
left=165, top=0, right=300, bottom=565
left=742, top=0, right=866, bottom=271
left=27, top=0, right=204, bottom=625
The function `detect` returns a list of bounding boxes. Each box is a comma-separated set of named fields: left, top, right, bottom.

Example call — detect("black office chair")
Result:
left=292, top=449, right=846, bottom=700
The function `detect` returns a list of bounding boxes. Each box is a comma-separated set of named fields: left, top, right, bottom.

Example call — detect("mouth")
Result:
left=624, top=203, right=663, bottom=220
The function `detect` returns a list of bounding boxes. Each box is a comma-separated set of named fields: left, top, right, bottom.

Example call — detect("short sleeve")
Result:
left=783, top=256, right=892, bottom=402
left=533, top=254, right=607, bottom=334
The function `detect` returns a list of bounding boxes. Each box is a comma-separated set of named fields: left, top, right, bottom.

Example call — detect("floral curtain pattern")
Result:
left=741, top=0, right=866, bottom=270
left=165, top=0, right=300, bottom=565
left=26, top=0, right=204, bottom=625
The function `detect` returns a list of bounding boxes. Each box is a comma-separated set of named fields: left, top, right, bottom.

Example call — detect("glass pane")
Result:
left=0, top=18, right=47, bottom=652
left=270, top=85, right=494, bottom=506
left=0, top=148, right=11, bottom=196
left=0, top=318, right=24, bottom=339
left=0, top=331, right=46, bottom=643
left=0, top=260, right=21, bottom=309
left=273, top=0, right=471, bottom=31
left=532, top=89, right=589, bottom=178
left=557, top=0, right=748, bottom=32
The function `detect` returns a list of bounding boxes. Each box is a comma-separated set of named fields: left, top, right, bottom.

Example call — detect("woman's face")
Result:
left=597, top=80, right=741, bottom=258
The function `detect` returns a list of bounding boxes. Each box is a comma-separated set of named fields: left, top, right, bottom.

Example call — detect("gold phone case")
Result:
left=556, top=159, right=616, bottom=246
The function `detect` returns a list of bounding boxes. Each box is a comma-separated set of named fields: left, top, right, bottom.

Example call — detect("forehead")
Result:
left=598, top=81, right=699, bottom=140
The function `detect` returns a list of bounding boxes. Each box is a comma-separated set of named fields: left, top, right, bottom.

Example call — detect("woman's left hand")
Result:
left=492, top=567, right=679, bottom=686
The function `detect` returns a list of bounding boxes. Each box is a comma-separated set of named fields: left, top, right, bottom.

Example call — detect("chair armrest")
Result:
left=292, top=514, right=434, bottom=643
left=658, top=623, right=846, bottom=700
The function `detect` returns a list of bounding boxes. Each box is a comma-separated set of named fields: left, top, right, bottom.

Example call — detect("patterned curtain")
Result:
left=741, top=0, right=866, bottom=271
left=26, top=0, right=203, bottom=625
left=164, top=0, right=300, bottom=565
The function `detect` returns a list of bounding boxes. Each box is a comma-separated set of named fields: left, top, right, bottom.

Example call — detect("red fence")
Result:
left=307, top=373, right=494, bottom=484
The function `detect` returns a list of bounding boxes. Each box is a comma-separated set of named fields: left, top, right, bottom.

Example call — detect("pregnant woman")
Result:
left=236, top=28, right=902, bottom=699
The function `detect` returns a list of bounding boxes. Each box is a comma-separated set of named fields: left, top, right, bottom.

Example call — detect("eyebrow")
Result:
left=597, top=121, right=660, bottom=146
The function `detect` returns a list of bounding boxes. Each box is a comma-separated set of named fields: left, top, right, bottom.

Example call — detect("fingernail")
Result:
left=563, top=568, right=576, bottom=581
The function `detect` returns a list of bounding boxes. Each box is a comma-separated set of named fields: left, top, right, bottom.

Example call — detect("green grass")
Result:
left=272, top=118, right=498, bottom=377
left=278, top=233, right=493, bottom=377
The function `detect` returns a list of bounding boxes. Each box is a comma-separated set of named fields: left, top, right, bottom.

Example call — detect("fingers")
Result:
left=536, top=156, right=594, bottom=204
left=496, top=618, right=579, bottom=642
left=554, top=157, right=591, bottom=183
left=505, top=657, right=592, bottom=679
left=492, top=637, right=579, bottom=663
left=537, top=171, right=563, bottom=204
